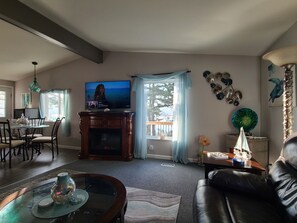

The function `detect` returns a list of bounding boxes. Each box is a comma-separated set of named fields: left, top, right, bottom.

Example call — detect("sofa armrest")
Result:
left=208, top=169, right=274, bottom=200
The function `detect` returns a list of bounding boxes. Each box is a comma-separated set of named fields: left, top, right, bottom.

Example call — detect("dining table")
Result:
left=10, top=123, right=50, bottom=155
left=10, top=123, right=50, bottom=140
left=10, top=124, right=50, bottom=130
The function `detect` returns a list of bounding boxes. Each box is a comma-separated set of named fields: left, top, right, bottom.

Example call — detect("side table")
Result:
left=225, top=134, right=269, bottom=168
left=202, top=151, right=266, bottom=179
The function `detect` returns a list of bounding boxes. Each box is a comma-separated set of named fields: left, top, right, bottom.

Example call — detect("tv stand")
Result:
left=78, top=111, right=135, bottom=161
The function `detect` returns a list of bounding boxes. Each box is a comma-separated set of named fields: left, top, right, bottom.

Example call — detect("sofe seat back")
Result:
left=269, top=133, right=297, bottom=223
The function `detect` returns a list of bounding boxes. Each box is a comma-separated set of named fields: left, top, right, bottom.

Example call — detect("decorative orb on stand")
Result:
left=51, top=172, right=76, bottom=205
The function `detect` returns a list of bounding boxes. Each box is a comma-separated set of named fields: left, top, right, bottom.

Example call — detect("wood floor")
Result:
left=0, top=148, right=79, bottom=189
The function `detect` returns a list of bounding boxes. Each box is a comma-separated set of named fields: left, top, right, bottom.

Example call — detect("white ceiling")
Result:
left=1, top=0, right=297, bottom=81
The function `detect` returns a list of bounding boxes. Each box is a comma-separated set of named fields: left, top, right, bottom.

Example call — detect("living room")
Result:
left=0, top=1, right=295, bottom=163
left=1, top=1, right=297, bottom=222
left=13, top=24, right=297, bottom=165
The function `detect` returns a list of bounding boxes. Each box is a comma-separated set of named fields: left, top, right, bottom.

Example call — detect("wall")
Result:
left=0, top=80, right=14, bottom=87
left=261, top=21, right=297, bottom=164
left=15, top=52, right=261, bottom=160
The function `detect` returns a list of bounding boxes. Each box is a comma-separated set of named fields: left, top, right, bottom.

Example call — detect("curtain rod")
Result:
left=131, top=70, right=191, bottom=78
left=41, top=88, right=71, bottom=93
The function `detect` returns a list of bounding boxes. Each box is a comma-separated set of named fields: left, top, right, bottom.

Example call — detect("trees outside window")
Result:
left=145, top=80, right=174, bottom=139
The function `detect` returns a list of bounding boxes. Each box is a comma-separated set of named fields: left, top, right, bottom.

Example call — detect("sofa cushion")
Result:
left=208, top=169, right=274, bottom=200
left=269, top=159, right=297, bottom=223
left=194, top=179, right=232, bottom=223
left=283, top=132, right=297, bottom=169
left=194, top=179, right=284, bottom=223
left=223, top=191, right=284, bottom=223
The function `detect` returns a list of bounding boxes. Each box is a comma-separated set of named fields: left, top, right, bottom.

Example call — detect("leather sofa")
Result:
left=194, top=133, right=297, bottom=223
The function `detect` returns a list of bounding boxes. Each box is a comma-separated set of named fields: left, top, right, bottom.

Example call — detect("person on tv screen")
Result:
left=94, top=83, right=109, bottom=108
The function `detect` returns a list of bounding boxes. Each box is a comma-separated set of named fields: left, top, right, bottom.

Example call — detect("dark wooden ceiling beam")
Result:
left=0, top=0, right=103, bottom=63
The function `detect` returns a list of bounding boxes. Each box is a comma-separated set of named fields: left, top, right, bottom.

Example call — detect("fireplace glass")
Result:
left=89, top=128, right=122, bottom=156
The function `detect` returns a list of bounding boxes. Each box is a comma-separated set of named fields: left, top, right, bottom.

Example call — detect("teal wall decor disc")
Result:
left=232, top=108, right=258, bottom=133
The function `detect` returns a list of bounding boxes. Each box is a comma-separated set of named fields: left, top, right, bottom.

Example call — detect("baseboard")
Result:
left=188, top=158, right=198, bottom=163
left=147, top=154, right=172, bottom=160
left=145, top=154, right=198, bottom=163
left=59, top=145, right=81, bottom=150
left=57, top=147, right=198, bottom=161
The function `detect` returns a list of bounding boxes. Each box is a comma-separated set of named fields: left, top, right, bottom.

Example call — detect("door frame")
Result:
left=0, top=85, right=14, bottom=119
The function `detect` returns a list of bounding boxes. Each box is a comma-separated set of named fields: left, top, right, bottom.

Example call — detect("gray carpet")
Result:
left=0, top=171, right=182, bottom=223
left=1, top=158, right=204, bottom=223
left=62, top=158, right=204, bottom=223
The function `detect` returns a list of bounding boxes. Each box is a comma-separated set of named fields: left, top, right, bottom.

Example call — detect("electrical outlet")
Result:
left=149, top=145, right=154, bottom=150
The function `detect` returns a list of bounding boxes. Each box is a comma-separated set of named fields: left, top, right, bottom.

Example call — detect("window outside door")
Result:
left=0, top=86, right=13, bottom=120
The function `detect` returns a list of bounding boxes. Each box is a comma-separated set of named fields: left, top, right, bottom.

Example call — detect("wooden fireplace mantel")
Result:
left=78, top=111, right=135, bottom=161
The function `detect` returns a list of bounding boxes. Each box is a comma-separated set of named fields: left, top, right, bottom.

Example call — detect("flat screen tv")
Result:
left=85, top=80, right=131, bottom=110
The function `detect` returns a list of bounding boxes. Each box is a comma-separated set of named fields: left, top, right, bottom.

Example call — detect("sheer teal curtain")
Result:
left=39, top=89, right=70, bottom=136
left=132, top=78, right=147, bottom=159
left=132, top=71, right=191, bottom=162
left=61, top=89, right=70, bottom=136
left=172, top=73, right=191, bottom=163
left=39, top=93, right=46, bottom=118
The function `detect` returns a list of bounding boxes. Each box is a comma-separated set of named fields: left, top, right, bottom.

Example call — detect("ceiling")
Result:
left=1, top=0, right=297, bottom=81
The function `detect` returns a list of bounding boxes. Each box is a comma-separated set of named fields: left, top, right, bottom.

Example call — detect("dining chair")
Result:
left=0, top=120, right=27, bottom=168
left=21, top=117, right=46, bottom=139
left=31, top=117, right=65, bottom=160
left=18, top=117, right=46, bottom=154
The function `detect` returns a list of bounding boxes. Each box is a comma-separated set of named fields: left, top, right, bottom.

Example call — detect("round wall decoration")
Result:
left=232, top=108, right=258, bottom=133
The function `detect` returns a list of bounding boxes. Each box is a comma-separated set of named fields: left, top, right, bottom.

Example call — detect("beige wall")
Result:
left=15, top=52, right=261, bottom=160
left=0, top=80, right=14, bottom=87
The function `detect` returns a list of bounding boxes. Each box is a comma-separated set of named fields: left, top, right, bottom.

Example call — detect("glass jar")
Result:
left=197, top=145, right=204, bottom=166
left=51, top=172, right=76, bottom=204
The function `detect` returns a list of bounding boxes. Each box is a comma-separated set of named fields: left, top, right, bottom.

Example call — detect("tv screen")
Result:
left=85, top=80, right=131, bottom=110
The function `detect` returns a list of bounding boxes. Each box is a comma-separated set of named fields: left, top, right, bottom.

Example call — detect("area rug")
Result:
left=125, top=187, right=181, bottom=223
left=0, top=169, right=181, bottom=223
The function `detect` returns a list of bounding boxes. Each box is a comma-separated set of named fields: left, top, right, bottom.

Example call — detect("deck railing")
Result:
left=146, top=121, right=173, bottom=139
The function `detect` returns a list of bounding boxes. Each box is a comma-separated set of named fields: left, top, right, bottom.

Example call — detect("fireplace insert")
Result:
left=89, top=128, right=122, bottom=156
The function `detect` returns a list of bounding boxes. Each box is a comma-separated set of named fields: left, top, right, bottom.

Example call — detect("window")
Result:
left=40, top=91, right=66, bottom=121
left=0, top=91, right=6, bottom=117
left=145, top=80, right=174, bottom=140
left=133, top=71, right=190, bottom=161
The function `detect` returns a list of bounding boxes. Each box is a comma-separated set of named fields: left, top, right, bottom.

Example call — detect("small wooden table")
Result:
left=202, top=151, right=266, bottom=179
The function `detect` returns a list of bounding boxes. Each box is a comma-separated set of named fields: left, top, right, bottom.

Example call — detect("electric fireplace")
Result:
left=79, top=111, right=134, bottom=161
left=89, top=128, right=122, bottom=156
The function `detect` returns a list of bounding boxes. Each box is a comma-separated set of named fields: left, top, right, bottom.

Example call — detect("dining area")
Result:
left=0, top=115, right=65, bottom=168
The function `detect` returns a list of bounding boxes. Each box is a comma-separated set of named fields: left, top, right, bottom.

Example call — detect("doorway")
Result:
left=0, top=86, right=13, bottom=120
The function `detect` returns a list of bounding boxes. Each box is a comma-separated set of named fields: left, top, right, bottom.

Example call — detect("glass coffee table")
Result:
left=202, top=151, right=266, bottom=179
left=0, top=173, right=127, bottom=223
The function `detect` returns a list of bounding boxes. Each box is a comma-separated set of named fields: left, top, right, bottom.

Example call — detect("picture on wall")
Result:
left=267, top=64, right=296, bottom=107
left=21, top=93, right=30, bottom=108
